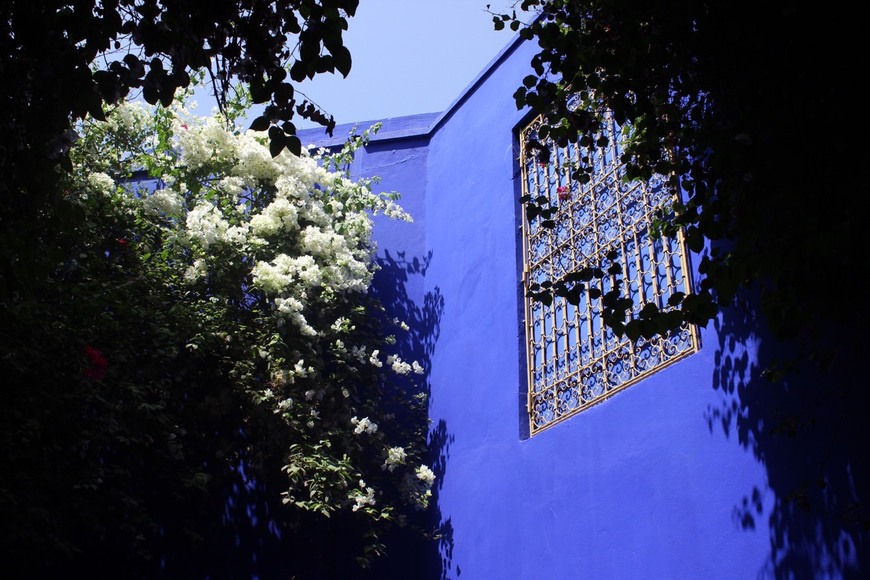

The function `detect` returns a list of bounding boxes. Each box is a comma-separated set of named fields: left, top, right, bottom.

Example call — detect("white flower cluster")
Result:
left=143, top=188, right=185, bottom=217
left=402, top=464, right=437, bottom=510
left=174, top=115, right=237, bottom=171
left=104, top=101, right=149, bottom=134
left=148, top=105, right=388, bottom=281
left=254, top=254, right=322, bottom=292
left=117, top=103, right=408, bottom=338
left=416, top=465, right=436, bottom=486
left=218, top=175, right=246, bottom=198
left=275, top=398, right=294, bottom=413
left=384, top=354, right=425, bottom=376
left=382, top=446, right=406, bottom=472
left=351, top=416, right=378, bottom=435
left=186, top=201, right=248, bottom=249
left=183, top=258, right=207, bottom=282
left=368, top=349, right=383, bottom=368
left=249, top=197, right=298, bottom=237
left=272, top=360, right=314, bottom=384
left=385, top=354, right=411, bottom=375
left=87, top=172, right=116, bottom=197
left=331, top=317, right=354, bottom=334
left=349, top=479, right=376, bottom=512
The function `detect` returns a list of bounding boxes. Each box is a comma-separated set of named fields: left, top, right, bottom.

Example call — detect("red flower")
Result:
left=116, top=238, right=128, bottom=247
left=557, top=185, right=571, bottom=201
left=84, top=345, right=108, bottom=380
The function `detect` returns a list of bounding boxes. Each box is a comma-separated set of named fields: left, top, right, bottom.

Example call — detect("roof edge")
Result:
left=297, top=30, right=527, bottom=148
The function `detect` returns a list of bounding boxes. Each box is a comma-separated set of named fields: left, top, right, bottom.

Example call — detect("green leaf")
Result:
left=250, top=80, right=270, bottom=104
left=639, top=303, right=660, bottom=319
left=624, top=320, right=641, bottom=342
left=640, top=319, right=658, bottom=340
left=269, top=133, right=287, bottom=158
left=286, top=135, right=302, bottom=157
left=685, top=226, right=703, bottom=252
left=659, top=310, right=685, bottom=332
left=565, top=287, right=582, bottom=305
left=610, top=320, right=625, bottom=337
left=142, top=84, right=158, bottom=105
left=289, top=60, right=308, bottom=83
left=249, top=116, right=271, bottom=132
left=332, top=45, right=352, bottom=77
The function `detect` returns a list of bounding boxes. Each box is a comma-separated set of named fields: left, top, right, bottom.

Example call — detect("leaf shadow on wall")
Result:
left=366, top=248, right=454, bottom=580
left=708, top=288, right=870, bottom=579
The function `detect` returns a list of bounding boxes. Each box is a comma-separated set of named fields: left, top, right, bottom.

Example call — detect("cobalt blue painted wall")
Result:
left=299, top=35, right=868, bottom=580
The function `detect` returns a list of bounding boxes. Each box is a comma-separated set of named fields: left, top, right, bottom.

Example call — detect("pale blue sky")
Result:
left=292, top=0, right=525, bottom=129
left=186, top=2, right=530, bottom=131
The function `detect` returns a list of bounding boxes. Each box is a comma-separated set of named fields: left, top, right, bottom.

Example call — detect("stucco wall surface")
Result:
left=299, top=35, right=867, bottom=580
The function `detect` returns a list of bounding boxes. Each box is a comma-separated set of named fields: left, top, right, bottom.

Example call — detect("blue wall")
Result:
left=299, top=35, right=868, bottom=580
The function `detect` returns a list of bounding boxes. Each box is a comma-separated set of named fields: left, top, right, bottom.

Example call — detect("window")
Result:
left=520, top=110, right=700, bottom=435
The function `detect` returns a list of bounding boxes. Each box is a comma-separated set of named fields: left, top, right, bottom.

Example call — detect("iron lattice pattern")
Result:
left=521, top=111, right=700, bottom=434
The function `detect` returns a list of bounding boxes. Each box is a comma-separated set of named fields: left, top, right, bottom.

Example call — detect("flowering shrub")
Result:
left=0, top=93, right=433, bottom=575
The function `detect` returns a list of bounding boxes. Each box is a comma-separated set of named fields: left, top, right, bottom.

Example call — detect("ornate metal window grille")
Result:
left=520, top=111, right=700, bottom=435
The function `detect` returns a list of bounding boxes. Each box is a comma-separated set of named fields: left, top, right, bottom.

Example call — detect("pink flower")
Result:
left=557, top=186, right=571, bottom=201
left=84, top=345, right=108, bottom=380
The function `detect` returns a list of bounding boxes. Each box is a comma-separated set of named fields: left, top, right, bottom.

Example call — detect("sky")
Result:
left=289, top=0, right=528, bottom=130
